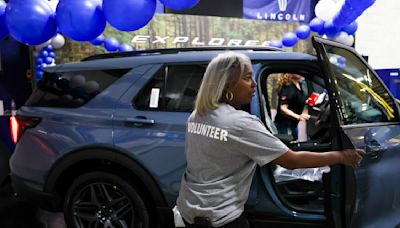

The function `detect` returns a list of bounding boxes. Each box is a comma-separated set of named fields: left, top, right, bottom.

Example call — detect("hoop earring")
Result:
left=225, top=91, right=234, bottom=101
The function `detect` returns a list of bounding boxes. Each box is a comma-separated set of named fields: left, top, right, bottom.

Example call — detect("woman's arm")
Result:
left=272, top=149, right=365, bottom=169
left=280, top=104, right=310, bottom=121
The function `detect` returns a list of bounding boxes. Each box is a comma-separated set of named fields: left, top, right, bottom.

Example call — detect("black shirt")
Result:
left=275, top=83, right=306, bottom=125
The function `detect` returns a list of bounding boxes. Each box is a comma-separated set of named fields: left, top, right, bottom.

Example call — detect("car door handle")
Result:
left=365, top=144, right=385, bottom=159
left=124, top=116, right=155, bottom=127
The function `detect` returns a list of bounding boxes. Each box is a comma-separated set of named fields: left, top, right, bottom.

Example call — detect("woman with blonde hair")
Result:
left=274, top=73, right=310, bottom=140
left=176, top=52, right=364, bottom=228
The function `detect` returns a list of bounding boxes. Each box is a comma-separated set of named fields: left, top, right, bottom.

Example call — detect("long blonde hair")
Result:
left=195, top=52, right=251, bottom=116
left=276, top=73, right=293, bottom=92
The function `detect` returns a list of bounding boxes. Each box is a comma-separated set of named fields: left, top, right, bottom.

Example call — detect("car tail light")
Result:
left=10, top=116, right=41, bottom=144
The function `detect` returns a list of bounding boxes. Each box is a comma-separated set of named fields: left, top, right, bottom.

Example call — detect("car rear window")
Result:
left=26, top=69, right=131, bottom=108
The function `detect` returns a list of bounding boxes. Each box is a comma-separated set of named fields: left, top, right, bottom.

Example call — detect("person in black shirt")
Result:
left=274, top=73, right=310, bottom=140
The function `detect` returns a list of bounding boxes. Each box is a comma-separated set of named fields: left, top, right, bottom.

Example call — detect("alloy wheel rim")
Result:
left=71, top=182, right=137, bottom=228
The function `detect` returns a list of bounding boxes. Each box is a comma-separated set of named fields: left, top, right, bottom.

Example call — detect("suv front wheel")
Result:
left=64, top=172, right=150, bottom=228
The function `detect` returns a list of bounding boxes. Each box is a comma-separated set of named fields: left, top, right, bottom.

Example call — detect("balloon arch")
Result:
left=0, top=0, right=375, bottom=80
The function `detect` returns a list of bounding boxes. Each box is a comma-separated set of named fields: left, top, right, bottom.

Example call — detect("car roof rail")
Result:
left=82, top=46, right=282, bottom=61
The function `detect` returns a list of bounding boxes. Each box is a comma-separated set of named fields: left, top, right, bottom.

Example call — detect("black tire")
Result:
left=64, top=172, right=150, bottom=228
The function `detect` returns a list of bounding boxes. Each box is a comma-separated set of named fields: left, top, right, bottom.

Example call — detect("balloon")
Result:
left=119, top=43, right=133, bottom=52
left=40, top=50, right=49, bottom=58
left=160, top=0, right=200, bottom=10
left=282, top=32, right=297, bottom=47
left=309, top=17, right=325, bottom=33
left=337, top=57, right=346, bottom=65
left=104, top=37, right=120, bottom=52
left=40, top=63, right=48, bottom=69
left=35, top=39, right=52, bottom=50
left=51, top=34, right=65, bottom=49
left=56, top=0, right=106, bottom=41
left=5, top=0, right=57, bottom=45
left=314, top=0, right=341, bottom=21
left=333, top=32, right=354, bottom=46
left=343, top=34, right=354, bottom=46
left=343, top=21, right=358, bottom=35
left=269, top=40, right=283, bottom=48
left=69, top=75, right=86, bottom=88
left=44, top=57, right=54, bottom=64
left=324, top=20, right=340, bottom=37
left=35, top=58, right=44, bottom=65
left=103, top=0, right=156, bottom=31
left=36, top=70, right=44, bottom=81
left=295, top=25, right=311, bottom=40
left=0, top=0, right=8, bottom=40
left=90, top=34, right=104, bottom=46
left=44, top=44, right=54, bottom=52
left=47, top=0, right=59, bottom=13
left=84, top=81, right=100, bottom=94
left=49, top=52, right=56, bottom=58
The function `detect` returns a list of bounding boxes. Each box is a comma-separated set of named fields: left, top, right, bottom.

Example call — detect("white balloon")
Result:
left=329, top=56, right=338, bottom=64
left=332, top=32, right=354, bottom=46
left=314, top=0, right=344, bottom=21
left=343, top=35, right=354, bottom=46
left=51, top=34, right=65, bottom=49
left=333, top=31, right=347, bottom=44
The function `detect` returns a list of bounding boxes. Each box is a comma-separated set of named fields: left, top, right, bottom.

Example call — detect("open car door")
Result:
left=312, top=36, right=400, bottom=227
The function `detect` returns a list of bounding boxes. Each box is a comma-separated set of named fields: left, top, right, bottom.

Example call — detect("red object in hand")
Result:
left=308, top=92, right=319, bottom=106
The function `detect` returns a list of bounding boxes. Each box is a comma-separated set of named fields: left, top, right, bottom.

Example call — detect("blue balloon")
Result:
left=56, top=0, right=106, bottom=41
left=104, top=37, right=120, bottom=52
left=35, top=57, right=44, bottom=65
left=45, top=57, right=53, bottom=64
left=5, top=0, right=57, bottom=45
left=49, top=52, right=56, bottom=58
left=295, top=25, right=311, bottom=40
left=269, top=40, right=283, bottom=48
left=44, top=44, right=54, bottom=52
left=0, top=0, right=8, bottom=40
left=309, top=17, right=324, bottom=33
left=337, top=57, right=346, bottom=65
left=160, top=0, right=200, bottom=10
left=343, top=21, right=358, bottom=35
left=40, top=63, right=48, bottom=69
left=119, top=43, right=133, bottom=52
left=282, top=32, right=297, bottom=47
left=324, top=20, right=340, bottom=37
left=90, top=34, right=105, bottom=46
left=103, top=0, right=156, bottom=31
left=36, top=70, right=44, bottom=81
left=40, top=50, right=49, bottom=58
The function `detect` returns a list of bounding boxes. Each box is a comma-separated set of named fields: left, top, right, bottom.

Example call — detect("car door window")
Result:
left=134, top=65, right=205, bottom=112
left=324, top=46, right=396, bottom=124
left=26, top=69, right=131, bottom=108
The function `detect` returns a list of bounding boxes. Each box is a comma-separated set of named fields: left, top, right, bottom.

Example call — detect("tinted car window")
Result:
left=135, top=65, right=205, bottom=112
left=325, top=46, right=396, bottom=124
left=26, top=69, right=130, bottom=108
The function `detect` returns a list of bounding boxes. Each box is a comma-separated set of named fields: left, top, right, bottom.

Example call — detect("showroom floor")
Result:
left=0, top=183, right=66, bottom=228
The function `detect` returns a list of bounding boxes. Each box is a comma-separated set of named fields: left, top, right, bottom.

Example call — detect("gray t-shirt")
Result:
left=176, top=103, right=288, bottom=227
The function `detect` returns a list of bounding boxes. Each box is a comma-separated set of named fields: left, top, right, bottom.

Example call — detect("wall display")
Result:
left=55, top=14, right=312, bottom=64
left=244, top=0, right=314, bottom=23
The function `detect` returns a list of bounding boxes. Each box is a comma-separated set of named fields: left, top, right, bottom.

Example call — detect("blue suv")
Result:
left=9, top=37, right=400, bottom=228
